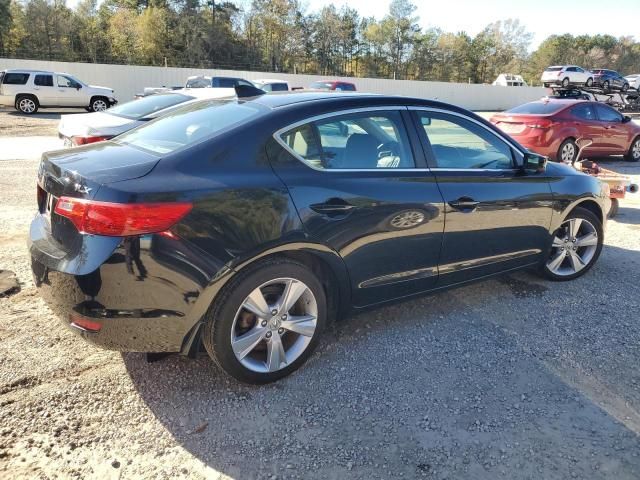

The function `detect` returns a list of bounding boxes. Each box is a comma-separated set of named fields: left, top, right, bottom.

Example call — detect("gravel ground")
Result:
left=1, top=113, right=640, bottom=479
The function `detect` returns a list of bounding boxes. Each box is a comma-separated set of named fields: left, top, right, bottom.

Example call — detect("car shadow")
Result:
left=123, top=243, right=640, bottom=479
left=612, top=206, right=640, bottom=225
left=5, top=109, right=86, bottom=120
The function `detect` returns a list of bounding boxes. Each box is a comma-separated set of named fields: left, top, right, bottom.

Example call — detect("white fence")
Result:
left=0, top=58, right=546, bottom=111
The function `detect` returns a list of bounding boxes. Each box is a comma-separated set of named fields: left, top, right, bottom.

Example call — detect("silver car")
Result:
left=58, top=88, right=235, bottom=147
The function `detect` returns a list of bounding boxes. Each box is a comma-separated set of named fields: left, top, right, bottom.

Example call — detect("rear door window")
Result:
left=34, top=74, right=54, bottom=87
left=3, top=73, right=30, bottom=85
left=280, top=110, right=415, bottom=170
left=571, top=104, right=596, bottom=121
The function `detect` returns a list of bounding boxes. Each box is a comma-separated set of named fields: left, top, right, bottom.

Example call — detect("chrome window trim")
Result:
left=408, top=106, right=526, bottom=167
left=273, top=106, right=421, bottom=173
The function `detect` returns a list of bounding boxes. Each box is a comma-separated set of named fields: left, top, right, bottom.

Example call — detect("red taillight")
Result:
left=69, top=312, right=102, bottom=332
left=54, top=197, right=192, bottom=236
left=71, top=135, right=111, bottom=146
left=526, top=119, right=554, bottom=129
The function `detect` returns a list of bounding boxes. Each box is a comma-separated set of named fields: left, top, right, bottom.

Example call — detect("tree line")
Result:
left=1, top=0, right=639, bottom=85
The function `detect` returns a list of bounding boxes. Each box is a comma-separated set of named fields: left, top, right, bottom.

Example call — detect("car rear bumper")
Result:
left=29, top=214, right=219, bottom=352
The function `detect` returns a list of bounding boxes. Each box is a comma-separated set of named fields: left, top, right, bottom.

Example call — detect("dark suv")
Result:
left=592, top=69, right=630, bottom=91
left=30, top=93, right=608, bottom=384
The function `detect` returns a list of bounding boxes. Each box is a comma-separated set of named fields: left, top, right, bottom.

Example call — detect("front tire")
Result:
left=626, top=137, right=640, bottom=162
left=203, top=259, right=326, bottom=384
left=608, top=198, right=619, bottom=218
left=15, top=95, right=39, bottom=114
left=90, top=97, right=109, bottom=112
left=586, top=77, right=593, bottom=87
left=602, top=80, right=610, bottom=91
left=622, top=83, right=629, bottom=92
left=562, top=77, right=570, bottom=87
left=540, top=207, right=603, bottom=281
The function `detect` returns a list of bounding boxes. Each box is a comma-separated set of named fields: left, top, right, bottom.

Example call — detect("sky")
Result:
left=64, top=0, right=638, bottom=51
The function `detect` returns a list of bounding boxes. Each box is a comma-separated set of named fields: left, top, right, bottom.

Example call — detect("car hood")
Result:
left=58, top=112, right=136, bottom=138
left=88, top=85, right=115, bottom=94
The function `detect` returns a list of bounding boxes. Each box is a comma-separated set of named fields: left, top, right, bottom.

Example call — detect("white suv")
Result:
left=541, top=65, right=594, bottom=88
left=0, top=69, right=117, bottom=114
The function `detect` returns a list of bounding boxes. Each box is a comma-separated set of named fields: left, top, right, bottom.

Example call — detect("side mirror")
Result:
left=76, top=85, right=81, bottom=90
left=523, top=152, right=547, bottom=173
left=623, top=115, right=632, bottom=123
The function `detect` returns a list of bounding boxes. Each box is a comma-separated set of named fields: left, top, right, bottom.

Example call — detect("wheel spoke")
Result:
left=552, top=236, right=565, bottom=248
left=568, top=250, right=586, bottom=272
left=278, top=279, right=307, bottom=314
left=547, top=249, right=567, bottom=272
left=568, top=218, right=583, bottom=238
left=281, top=315, right=316, bottom=337
left=575, top=232, right=598, bottom=247
left=266, top=334, right=287, bottom=372
left=232, top=326, right=266, bottom=360
left=242, top=287, right=271, bottom=318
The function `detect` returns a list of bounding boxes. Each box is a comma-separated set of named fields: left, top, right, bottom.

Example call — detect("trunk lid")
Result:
left=58, top=112, right=134, bottom=139
left=491, top=113, right=556, bottom=136
left=37, top=141, right=161, bottom=248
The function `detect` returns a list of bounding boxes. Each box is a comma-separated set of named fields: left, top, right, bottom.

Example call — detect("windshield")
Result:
left=507, top=102, right=565, bottom=114
left=544, top=67, right=563, bottom=72
left=115, top=100, right=263, bottom=155
left=108, top=93, right=193, bottom=120
left=310, top=82, right=332, bottom=90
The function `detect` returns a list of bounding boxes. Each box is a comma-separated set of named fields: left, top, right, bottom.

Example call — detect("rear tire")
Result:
left=607, top=198, right=619, bottom=218
left=202, top=259, right=326, bottom=384
left=622, top=83, right=629, bottom=92
left=557, top=138, right=577, bottom=164
left=562, top=77, right=570, bottom=87
left=603, top=80, right=610, bottom=91
left=625, top=137, right=640, bottom=162
left=540, top=207, right=603, bottom=281
left=15, top=95, right=39, bottom=114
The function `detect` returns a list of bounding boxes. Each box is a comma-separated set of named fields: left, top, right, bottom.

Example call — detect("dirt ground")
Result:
left=1, top=110, right=640, bottom=480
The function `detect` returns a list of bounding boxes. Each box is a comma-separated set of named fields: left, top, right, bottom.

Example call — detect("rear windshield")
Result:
left=310, top=82, right=332, bottom=90
left=544, top=67, right=563, bottom=72
left=108, top=93, right=192, bottom=120
left=270, top=83, right=288, bottom=92
left=336, top=83, right=355, bottom=91
left=507, top=102, right=565, bottom=114
left=115, top=100, right=262, bottom=155
left=3, top=72, right=30, bottom=85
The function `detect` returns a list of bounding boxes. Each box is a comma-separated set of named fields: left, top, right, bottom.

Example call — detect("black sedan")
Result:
left=30, top=93, right=609, bottom=383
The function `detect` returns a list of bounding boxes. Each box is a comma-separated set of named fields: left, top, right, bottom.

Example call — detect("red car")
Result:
left=490, top=100, right=640, bottom=163
left=308, top=80, right=356, bottom=91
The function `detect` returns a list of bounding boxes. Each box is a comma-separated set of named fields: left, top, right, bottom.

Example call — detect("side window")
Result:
left=217, top=78, right=236, bottom=88
left=418, top=112, right=514, bottom=170
left=34, top=74, right=53, bottom=87
left=271, top=83, right=288, bottom=92
left=3, top=73, right=30, bottom=85
left=575, top=67, right=584, bottom=73
left=571, top=104, right=596, bottom=121
left=280, top=110, right=415, bottom=170
left=57, top=75, right=80, bottom=88
left=237, top=80, right=254, bottom=88
left=595, top=104, right=623, bottom=122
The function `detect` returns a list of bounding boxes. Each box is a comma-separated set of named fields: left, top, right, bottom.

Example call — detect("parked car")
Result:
left=185, top=75, right=255, bottom=89
left=30, top=92, right=609, bottom=383
left=252, top=78, right=290, bottom=92
left=545, top=88, right=593, bottom=101
left=133, top=86, right=183, bottom=99
left=0, top=69, right=116, bottom=114
left=308, top=80, right=356, bottom=91
left=624, top=73, right=640, bottom=90
left=490, top=99, right=640, bottom=163
left=591, top=69, right=630, bottom=91
left=541, top=66, right=593, bottom=88
left=58, top=88, right=236, bottom=147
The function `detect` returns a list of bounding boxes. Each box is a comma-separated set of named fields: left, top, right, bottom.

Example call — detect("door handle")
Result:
left=310, top=200, right=356, bottom=216
left=449, top=197, right=480, bottom=212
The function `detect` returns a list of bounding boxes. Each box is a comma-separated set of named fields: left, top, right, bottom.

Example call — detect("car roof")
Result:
left=241, top=91, right=473, bottom=117
left=2, top=69, right=71, bottom=75
left=254, top=78, right=289, bottom=83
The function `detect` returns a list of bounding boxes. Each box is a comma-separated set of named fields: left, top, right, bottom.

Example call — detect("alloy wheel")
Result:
left=390, top=210, right=425, bottom=229
left=546, top=218, right=599, bottom=276
left=19, top=98, right=36, bottom=113
left=92, top=99, right=108, bottom=112
left=561, top=142, right=575, bottom=163
left=230, top=277, right=318, bottom=373
left=633, top=140, right=640, bottom=160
